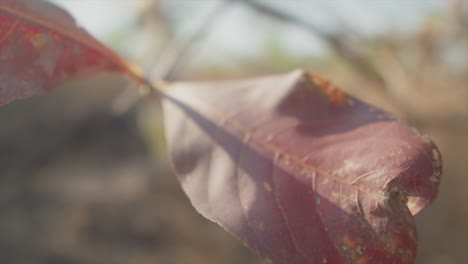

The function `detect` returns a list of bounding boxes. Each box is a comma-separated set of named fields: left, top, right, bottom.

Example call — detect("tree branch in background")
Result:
left=112, top=0, right=237, bottom=114
left=149, top=0, right=238, bottom=82
left=243, top=0, right=386, bottom=87
left=241, top=0, right=427, bottom=123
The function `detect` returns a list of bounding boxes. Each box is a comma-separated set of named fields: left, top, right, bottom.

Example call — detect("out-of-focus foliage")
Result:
left=1, top=1, right=467, bottom=263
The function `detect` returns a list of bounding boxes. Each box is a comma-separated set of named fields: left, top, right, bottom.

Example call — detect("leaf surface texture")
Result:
left=162, top=70, right=442, bottom=264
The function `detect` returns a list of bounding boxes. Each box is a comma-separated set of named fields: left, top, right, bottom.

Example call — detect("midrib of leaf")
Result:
left=234, top=139, right=261, bottom=251
left=270, top=154, right=321, bottom=263
left=235, top=134, right=316, bottom=263
left=0, top=4, right=141, bottom=81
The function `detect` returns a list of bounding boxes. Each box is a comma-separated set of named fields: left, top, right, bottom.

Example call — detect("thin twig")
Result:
left=149, top=0, right=238, bottom=83
left=112, top=0, right=236, bottom=114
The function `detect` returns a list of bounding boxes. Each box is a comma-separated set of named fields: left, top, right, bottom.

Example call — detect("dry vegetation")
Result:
left=0, top=1, right=467, bottom=263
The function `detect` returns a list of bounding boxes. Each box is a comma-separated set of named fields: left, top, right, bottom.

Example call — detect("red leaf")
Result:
left=0, top=0, right=141, bottom=106
left=162, top=70, right=442, bottom=264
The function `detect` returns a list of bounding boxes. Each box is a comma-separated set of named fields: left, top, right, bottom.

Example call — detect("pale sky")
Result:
left=50, top=0, right=449, bottom=62
left=50, top=0, right=141, bottom=39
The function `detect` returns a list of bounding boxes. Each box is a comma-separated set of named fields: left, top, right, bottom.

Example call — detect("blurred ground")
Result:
left=1, top=1, right=468, bottom=264
left=0, top=75, right=262, bottom=264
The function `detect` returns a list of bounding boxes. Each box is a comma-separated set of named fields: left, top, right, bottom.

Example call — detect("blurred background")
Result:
left=1, top=0, right=467, bottom=263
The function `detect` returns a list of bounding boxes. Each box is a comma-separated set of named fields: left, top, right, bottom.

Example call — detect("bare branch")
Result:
left=149, top=0, right=238, bottom=82
left=112, top=0, right=236, bottom=114
left=243, top=0, right=385, bottom=86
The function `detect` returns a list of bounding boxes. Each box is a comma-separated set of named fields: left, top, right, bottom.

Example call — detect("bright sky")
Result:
left=50, top=0, right=449, bottom=61
left=50, top=0, right=141, bottom=39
